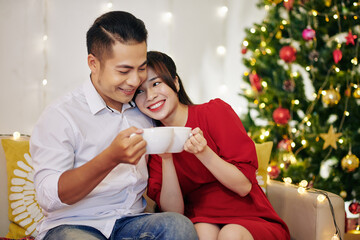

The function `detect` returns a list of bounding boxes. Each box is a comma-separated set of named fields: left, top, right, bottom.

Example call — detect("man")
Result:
left=30, top=11, right=198, bottom=240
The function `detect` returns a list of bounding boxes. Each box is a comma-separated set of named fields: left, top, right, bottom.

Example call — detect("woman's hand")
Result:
left=184, top=127, right=208, bottom=154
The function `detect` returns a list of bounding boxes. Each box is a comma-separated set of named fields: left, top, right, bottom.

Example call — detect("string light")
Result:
left=317, top=194, right=326, bottom=203
left=13, top=132, right=21, bottom=140
left=161, top=12, right=173, bottom=23
left=283, top=177, right=292, bottom=184
left=297, top=187, right=306, bottom=194
left=107, top=1, right=113, bottom=9
left=299, top=180, right=308, bottom=188
left=216, top=45, right=226, bottom=55
left=42, top=0, right=49, bottom=109
left=217, top=6, right=228, bottom=18
left=331, top=234, right=340, bottom=240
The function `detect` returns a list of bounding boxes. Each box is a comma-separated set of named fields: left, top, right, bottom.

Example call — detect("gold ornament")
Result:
left=271, top=0, right=283, bottom=4
left=276, top=30, right=282, bottom=39
left=322, top=86, right=341, bottom=106
left=353, top=88, right=360, bottom=98
left=325, top=0, right=332, bottom=7
left=341, top=153, right=360, bottom=172
left=340, top=190, right=347, bottom=198
left=319, top=125, right=342, bottom=150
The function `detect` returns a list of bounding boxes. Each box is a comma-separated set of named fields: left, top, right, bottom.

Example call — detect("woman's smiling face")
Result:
left=135, top=67, right=180, bottom=123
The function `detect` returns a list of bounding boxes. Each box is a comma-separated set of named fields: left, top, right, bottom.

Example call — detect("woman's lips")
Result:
left=148, top=100, right=165, bottom=112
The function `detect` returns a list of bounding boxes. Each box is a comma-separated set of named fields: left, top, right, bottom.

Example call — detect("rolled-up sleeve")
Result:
left=30, top=107, right=75, bottom=212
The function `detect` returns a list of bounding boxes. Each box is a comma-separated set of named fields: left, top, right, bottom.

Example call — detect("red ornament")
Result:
left=241, top=47, right=248, bottom=54
left=273, top=107, right=291, bottom=125
left=345, top=30, right=357, bottom=45
left=302, top=28, right=316, bottom=41
left=283, top=0, right=294, bottom=10
left=277, top=139, right=292, bottom=151
left=279, top=46, right=297, bottom=63
left=333, top=49, right=342, bottom=64
left=249, top=73, right=262, bottom=92
left=348, top=200, right=360, bottom=214
left=268, top=165, right=281, bottom=179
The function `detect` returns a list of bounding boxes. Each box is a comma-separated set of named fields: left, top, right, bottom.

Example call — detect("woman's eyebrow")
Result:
left=148, top=76, right=159, bottom=81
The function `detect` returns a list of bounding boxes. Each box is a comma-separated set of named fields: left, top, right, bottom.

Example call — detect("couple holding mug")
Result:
left=30, top=10, right=289, bottom=240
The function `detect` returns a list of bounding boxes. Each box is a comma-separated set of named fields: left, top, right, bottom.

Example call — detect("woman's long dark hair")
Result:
left=145, top=51, right=193, bottom=105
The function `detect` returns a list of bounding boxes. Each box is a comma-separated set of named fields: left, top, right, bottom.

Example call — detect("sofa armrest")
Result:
left=267, top=180, right=345, bottom=240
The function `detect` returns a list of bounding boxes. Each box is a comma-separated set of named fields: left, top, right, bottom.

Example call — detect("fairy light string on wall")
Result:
left=42, top=0, right=49, bottom=110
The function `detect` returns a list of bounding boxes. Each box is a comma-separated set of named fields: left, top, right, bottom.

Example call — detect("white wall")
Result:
left=0, top=0, right=264, bottom=135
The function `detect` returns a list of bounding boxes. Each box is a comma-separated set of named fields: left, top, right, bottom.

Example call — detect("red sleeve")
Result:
left=147, top=154, right=163, bottom=209
left=202, top=99, right=258, bottom=184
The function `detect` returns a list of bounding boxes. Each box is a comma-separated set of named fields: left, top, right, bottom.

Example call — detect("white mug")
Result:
left=162, top=127, right=192, bottom=153
left=141, top=127, right=174, bottom=154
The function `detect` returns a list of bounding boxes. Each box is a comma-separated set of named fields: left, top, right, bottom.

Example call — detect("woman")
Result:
left=134, top=51, right=290, bottom=240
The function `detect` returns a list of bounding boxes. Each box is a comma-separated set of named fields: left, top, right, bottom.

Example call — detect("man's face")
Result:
left=90, top=41, right=147, bottom=111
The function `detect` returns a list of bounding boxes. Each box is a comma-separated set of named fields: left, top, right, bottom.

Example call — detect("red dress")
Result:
left=147, top=99, right=290, bottom=240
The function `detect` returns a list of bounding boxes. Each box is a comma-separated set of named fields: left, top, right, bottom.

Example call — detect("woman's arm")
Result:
left=185, top=128, right=252, bottom=197
left=158, top=153, right=184, bottom=213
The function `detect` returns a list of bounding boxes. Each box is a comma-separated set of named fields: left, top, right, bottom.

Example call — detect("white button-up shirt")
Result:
left=30, top=79, right=153, bottom=239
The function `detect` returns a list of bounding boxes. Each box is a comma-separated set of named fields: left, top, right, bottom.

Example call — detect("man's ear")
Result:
left=175, top=76, right=180, bottom=92
left=88, top=54, right=99, bottom=73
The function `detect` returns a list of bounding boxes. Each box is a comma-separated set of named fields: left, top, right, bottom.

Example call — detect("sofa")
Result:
left=0, top=134, right=346, bottom=240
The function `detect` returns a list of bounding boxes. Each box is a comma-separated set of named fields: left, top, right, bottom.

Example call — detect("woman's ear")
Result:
left=175, top=76, right=180, bottom=92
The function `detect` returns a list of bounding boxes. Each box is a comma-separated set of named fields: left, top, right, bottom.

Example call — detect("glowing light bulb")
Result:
left=250, top=28, right=256, bottom=33
left=317, top=194, right=326, bottom=203
left=216, top=45, right=226, bottom=55
left=299, top=180, right=308, bottom=188
left=283, top=177, right=292, bottom=184
left=162, top=12, right=173, bottom=23
left=217, top=6, right=228, bottom=18
left=42, top=79, right=48, bottom=86
left=107, top=2, right=113, bottom=9
left=331, top=234, right=340, bottom=240
left=298, top=187, right=306, bottom=194
left=243, top=40, right=249, bottom=47
left=13, top=131, right=21, bottom=140
left=43, top=35, right=48, bottom=41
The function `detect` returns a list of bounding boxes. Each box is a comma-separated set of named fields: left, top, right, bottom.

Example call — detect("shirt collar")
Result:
left=84, top=78, right=136, bottom=115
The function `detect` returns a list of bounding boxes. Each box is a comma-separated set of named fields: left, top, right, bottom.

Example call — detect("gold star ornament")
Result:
left=319, top=125, right=342, bottom=150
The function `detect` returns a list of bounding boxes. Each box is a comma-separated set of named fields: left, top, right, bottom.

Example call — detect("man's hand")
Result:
left=108, top=127, right=146, bottom=165
left=184, top=127, right=207, bottom=154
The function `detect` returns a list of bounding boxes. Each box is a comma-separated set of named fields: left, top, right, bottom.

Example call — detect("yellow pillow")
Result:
left=254, top=141, right=273, bottom=193
left=1, top=139, right=43, bottom=238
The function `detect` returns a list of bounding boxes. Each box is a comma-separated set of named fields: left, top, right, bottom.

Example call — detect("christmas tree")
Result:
left=240, top=0, right=360, bottom=204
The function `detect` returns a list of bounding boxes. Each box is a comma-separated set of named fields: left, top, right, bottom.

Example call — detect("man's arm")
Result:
left=58, top=127, right=145, bottom=204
